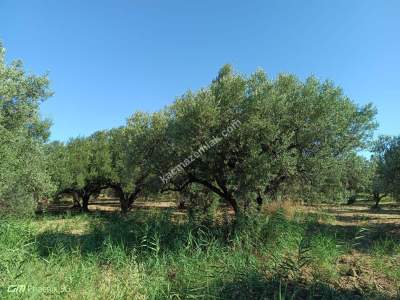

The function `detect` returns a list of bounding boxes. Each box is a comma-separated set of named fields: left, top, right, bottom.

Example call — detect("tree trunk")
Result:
left=189, top=175, right=239, bottom=215
left=81, top=194, right=90, bottom=212
left=226, top=194, right=239, bottom=215
left=34, top=192, right=44, bottom=214
left=120, top=195, right=130, bottom=216
left=347, top=194, right=357, bottom=205
left=264, top=175, right=287, bottom=202
left=373, top=192, right=381, bottom=209
left=178, top=199, right=186, bottom=210
left=256, top=193, right=263, bottom=211
left=72, top=191, right=81, bottom=208
left=113, top=185, right=137, bottom=216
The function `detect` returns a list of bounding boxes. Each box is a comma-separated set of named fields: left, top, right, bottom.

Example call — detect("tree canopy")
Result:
left=371, top=136, right=400, bottom=206
left=156, top=66, right=377, bottom=213
left=0, top=44, right=53, bottom=213
left=2, top=47, right=392, bottom=216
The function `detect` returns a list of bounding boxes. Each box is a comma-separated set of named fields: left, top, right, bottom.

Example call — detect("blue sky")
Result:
left=1, top=0, right=399, bottom=141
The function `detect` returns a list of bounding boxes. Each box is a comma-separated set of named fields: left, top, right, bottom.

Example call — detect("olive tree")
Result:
left=47, top=132, right=112, bottom=212
left=108, top=111, right=167, bottom=214
left=0, top=44, right=54, bottom=213
left=251, top=72, right=376, bottom=205
left=44, top=141, right=82, bottom=207
left=46, top=114, right=167, bottom=214
left=332, top=153, right=372, bottom=204
left=160, top=65, right=376, bottom=214
left=371, top=136, right=400, bottom=207
left=72, top=131, right=113, bottom=211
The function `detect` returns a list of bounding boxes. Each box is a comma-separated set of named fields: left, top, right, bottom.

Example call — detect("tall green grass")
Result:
left=0, top=209, right=397, bottom=299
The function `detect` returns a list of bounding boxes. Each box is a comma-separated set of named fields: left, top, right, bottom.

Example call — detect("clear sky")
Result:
left=1, top=1, right=399, bottom=141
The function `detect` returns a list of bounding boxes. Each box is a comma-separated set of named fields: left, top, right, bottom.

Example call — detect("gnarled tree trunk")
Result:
left=256, top=192, right=263, bottom=211
left=72, top=191, right=81, bottom=208
left=81, top=193, right=90, bottom=212
left=112, top=184, right=141, bottom=216
left=372, top=192, right=386, bottom=209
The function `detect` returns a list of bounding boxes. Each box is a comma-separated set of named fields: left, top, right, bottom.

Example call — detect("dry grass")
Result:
left=262, top=199, right=302, bottom=219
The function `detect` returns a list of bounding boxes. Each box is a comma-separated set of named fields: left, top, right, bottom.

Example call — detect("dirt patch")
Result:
left=307, top=203, right=400, bottom=298
left=335, top=253, right=396, bottom=298
left=306, top=204, right=400, bottom=226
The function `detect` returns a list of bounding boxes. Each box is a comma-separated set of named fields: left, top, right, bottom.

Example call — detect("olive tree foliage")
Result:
left=44, top=64, right=376, bottom=216
left=108, top=111, right=168, bottom=214
left=253, top=74, right=376, bottom=205
left=370, top=135, right=400, bottom=207
left=44, top=141, right=71, bottom=198
left=159, top=65, right=255, bottom=214
left=159, top=65, right=377, bottom=214
left=45, top=112, right=167, bottom=214
left=0, top=44, right=53, bottom=213
left=292, top=152, right=373, bottom=205
left=340, top=153, right=373, bottom=204
left=71, top=131, right=113, bottom=211
left=45, top=131, right=113, bottom=211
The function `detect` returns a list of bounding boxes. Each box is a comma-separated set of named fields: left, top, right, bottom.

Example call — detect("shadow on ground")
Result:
left=35, top=212, right=228, bottom=257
